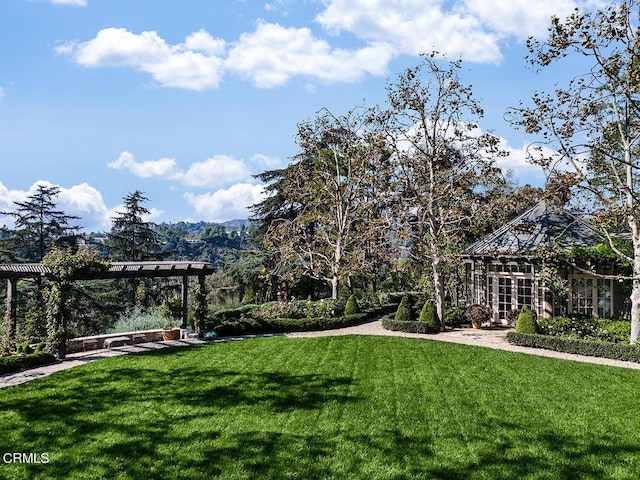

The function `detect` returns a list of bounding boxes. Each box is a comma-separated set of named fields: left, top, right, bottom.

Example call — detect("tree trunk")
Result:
left=630, top=227, right=640, bottom=343
left=331, top=276, right=339, bottom=300
left=432, top=256, right=446, bottom=330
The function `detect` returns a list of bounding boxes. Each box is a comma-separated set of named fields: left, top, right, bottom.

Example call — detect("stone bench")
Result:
left=82, top=338, right=100, bottom=351
left=132, top=334, right=147, bottom=344
left=104, top=336, right=133, bottom=349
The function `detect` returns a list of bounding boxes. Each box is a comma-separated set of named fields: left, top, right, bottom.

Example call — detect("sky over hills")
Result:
left=0, top=0, right=605, bottom=231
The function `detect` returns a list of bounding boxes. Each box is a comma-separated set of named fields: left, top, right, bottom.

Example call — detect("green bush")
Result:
left=515, top=306, right=538, bottom=334
left=378, top=291, right=420, bottom=305
left=108, top=307, right=172, bottom=333
left=345, top=295, right=360, bottom=315
left=537, top=316, right=630, bottom=343
left=382, top=315, right=439, bottom=334
left=395, top=295, right=413, bottom=322
left=445, top=306, right=465, bottom=326
left=507, top=332, right=640, bottom=363
left=254, top=299, right=346, bottom=320
left=212, top=313, right=370, bottom=337
left=210, top=304, right=259, bottom=324
left=0, top=352, right=57, bottom=375
left=418, top=300, right=440, bottom=331
left=596, top=320, right=631, bottom=343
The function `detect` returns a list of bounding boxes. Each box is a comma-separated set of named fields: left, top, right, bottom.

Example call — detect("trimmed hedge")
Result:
left=507, top=332, right=640, bottom=363
left=382, top=315, right=439, bottom=334
left=210, top=304, right=259, bottom=323
left=213, top=314, right=368, bottom=337
left=0, top=352, right=57, bottom=375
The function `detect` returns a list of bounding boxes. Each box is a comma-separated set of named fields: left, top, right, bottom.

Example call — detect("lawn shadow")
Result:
left=0, top=360, right=360, bottom=479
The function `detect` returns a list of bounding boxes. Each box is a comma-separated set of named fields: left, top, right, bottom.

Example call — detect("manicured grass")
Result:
left=1, top=336, right=640, bottom=479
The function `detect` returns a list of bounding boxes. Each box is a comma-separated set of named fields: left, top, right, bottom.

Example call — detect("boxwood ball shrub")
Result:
left=515, top=306, right=538, bottom=334
left=345, top=295, right=360, bottom=315
left=395, top=295, right=413, bottom=322
left=419, top=300, right=440, bottom=331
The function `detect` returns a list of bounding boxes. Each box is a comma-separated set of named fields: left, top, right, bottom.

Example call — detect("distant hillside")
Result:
left=84, top=219, right=253, bottom=264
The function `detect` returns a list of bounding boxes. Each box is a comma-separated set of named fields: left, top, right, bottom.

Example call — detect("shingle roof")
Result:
left=464, top=200, right=603, bottom=256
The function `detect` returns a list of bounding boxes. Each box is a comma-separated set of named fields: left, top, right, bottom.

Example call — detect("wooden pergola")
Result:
left=0, top=261, right=216, bottom=340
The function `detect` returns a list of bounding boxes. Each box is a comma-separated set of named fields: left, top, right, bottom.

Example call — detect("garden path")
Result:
left=2, top=320, right=640, bottom=389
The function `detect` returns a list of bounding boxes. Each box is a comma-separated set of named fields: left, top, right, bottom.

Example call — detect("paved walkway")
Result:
left=2, top=320, right=640, bottom=389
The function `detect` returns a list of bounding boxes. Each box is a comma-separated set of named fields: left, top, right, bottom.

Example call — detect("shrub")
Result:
left=253, top=299, right=346, bottom=320
left=464, top=304, right=491, bottom=328
left=418, top=300, right=440, bottom=331
left=0, top=352, right=57, bottom=375
left=445, top=306, right=465, bottom=326
left=596, top=320, right=631, bottom=343
left=507, top=332, right=640, bottom=363
left=159, top=298, right=183, bottom=322
left=209, top=304, right=259, bottom=324
left=345, top=295, right=360, bottom=315
left=395, top=296, right=413, bottom=322
left=108, top=307, right=171, bottom=333
left=537, top=316, right=631, bottom=343
left=212, top=313, right=370, bottom=337
left=382, top=315, right=439, bottom=334
left=515, top=306, right=538, bottom=334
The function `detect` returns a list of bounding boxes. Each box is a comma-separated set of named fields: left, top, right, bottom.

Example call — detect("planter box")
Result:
left=162, top=328, right=180, bottom=341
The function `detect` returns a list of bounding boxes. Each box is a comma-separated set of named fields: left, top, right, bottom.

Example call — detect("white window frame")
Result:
left=568, top=275, right=613, bottom=318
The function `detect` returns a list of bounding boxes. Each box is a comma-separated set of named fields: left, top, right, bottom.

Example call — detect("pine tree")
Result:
left=107, top=191, right=161, bottom=261
left=0, top=184, right=81, bottom=262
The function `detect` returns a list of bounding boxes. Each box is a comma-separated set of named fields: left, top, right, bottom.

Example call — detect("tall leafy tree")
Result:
left=261, top=107, right=393, bottom=299
left=507, top=0, right=640, bottom=342
left=380, top=54, right=506, bottom=326
left=107, top=191, right=161, bottom=261
left=1, top=184, right=80, bottom=262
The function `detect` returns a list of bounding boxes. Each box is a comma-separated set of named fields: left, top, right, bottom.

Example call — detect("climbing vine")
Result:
left=42, top=247, right=109, bottom=358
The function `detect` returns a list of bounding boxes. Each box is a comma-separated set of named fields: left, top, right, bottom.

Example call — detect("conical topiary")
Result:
left=515, top=306, right=538, bottom=334
left=345, top=295, right=360, bottom=315
left=395, top=295, right=412, bottom=321
left=419, top=300, right=440, bottom=332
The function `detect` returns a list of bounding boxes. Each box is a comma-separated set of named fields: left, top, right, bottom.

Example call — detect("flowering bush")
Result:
left=537, top=315, right=631, bottom=343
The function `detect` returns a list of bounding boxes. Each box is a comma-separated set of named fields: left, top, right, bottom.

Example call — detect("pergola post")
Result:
left=5, top=278, right=17, bottom=341
left=181, top=275, right=189, bottom=329
left=197, top=274, right=206, bottom=338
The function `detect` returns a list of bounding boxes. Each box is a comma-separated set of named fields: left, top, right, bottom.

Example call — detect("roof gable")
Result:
left=465, top=200, right=603, bottom=256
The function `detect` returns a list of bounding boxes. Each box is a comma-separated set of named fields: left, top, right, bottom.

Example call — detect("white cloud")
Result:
left=184, top=183, right=266, bottom=222
left=0, top=181, right=112, bottom=232
left=464, top=0, right=579, bottom=39
left=0, top=87, right=5, bottom=101
left=108, top=152, right=253, bottom=188
left=181, top=155, right=252, bottom=188
left=226, top=21, right=393, bottom=87
left=316, top=0, right=592, bottom=63
left=496, top=140, right=548, bottom=184
left=54, top=1, right=601, bottom=90
left=108, top=151, right=181, bottom=179
left=55, top=28, right=226, bottom=91
left=249, top=153, right=284, bottom=169
left=316, top=0, right=502, bottom=63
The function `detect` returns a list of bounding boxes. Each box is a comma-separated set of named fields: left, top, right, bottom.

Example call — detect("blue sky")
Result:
left=0, top=0, right=604, bottom=232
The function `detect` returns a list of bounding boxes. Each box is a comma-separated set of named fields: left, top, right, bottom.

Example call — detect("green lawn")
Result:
left=1, top=336, right=640, bottom=479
